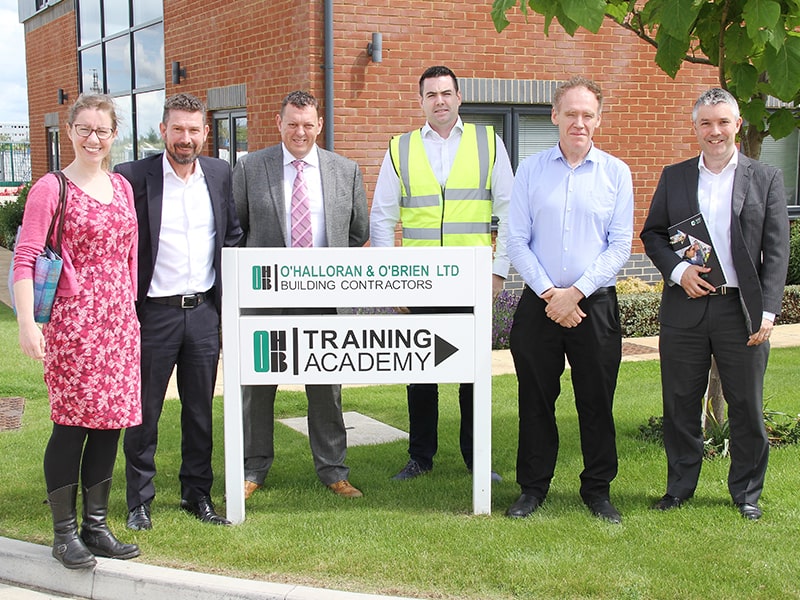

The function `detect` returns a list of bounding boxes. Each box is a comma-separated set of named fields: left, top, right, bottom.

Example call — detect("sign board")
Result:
left=221, top=247, right=493, bottom=523
left=239, top=315, right=474, bottom=385
left=232, top=246, right=477, bottom=307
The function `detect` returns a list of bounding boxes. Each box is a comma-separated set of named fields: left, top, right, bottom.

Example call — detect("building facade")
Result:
left=19, top=0, right=799, bottom=283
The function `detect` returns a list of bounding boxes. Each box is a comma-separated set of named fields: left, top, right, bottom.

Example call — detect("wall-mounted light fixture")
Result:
left=171, top=61, right=187, bottom=84
left=57, top=89, right=67, bottom=105
left=367, top=32, right=382, bottom=63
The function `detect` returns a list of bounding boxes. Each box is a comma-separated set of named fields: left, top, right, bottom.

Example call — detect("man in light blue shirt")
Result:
left=505, top=76, right=633, bottom=523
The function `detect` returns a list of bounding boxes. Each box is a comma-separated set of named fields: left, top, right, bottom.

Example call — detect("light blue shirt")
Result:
left=507, top=143, right=633, bottom=297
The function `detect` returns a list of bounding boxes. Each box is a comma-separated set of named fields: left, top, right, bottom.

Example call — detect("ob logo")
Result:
left=253, top=330, right=288, bottom=373
left=252, top=265, right=273, bottom=291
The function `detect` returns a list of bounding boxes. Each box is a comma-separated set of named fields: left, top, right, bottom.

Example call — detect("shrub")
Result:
left=492, top=289, right=519, bottom=350
left=616, top=276, right=662, bottom=294
left=777, top=285, right=800, bottom=324
left=787, top=220, right=800, bottom=285
left=618, top=292, right=661, bottom=337
left=0, top=182, right=30, bottom=249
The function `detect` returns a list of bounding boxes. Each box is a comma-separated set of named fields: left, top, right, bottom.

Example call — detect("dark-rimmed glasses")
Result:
left=73, top=124, right=115, bottom=140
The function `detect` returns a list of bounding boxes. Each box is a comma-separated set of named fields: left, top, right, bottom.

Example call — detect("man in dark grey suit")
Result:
left=233, top=90, right=369, bottom=500
left=641, top=88, right=789, bottom=520
left=116, top=93, right=244, bottom=529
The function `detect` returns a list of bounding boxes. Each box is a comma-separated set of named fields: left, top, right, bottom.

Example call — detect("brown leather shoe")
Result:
left=244, top=480, right=261, bottom=500
left=328, top=480, right=363, bottom=498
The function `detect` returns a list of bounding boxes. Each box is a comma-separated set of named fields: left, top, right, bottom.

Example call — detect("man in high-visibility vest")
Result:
left=371, top=65, right=513, bottom=481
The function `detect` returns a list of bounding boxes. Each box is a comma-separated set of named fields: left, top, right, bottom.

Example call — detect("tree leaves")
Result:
left=489, top=0, right=800, bottom=154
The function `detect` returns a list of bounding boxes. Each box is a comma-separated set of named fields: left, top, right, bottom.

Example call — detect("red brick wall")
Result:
left=25, top=0, right=720, bottom=254
left=25, top=11, right=78, bottom=178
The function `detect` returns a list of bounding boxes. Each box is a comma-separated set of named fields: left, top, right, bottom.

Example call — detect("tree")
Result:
left=492, top=0, right=799, bottom=426
left=491, top=0, right=800, bottom=157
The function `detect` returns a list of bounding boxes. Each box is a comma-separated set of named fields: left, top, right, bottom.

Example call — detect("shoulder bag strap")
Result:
left=45, top=171, right=68, bottom=254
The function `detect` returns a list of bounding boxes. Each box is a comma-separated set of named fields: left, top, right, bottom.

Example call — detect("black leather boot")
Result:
left=80, top=478, right=140, bottom=560
left=48, top=483, right=96, bottom=569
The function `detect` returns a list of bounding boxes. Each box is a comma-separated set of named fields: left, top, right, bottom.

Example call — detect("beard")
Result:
left=166, top=142, right=201, bottom=165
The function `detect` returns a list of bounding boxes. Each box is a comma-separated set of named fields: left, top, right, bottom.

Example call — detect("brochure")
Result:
left=668, top=213, right=727, bottom=288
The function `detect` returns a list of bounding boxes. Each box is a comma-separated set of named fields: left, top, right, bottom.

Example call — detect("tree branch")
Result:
left=614, top=13, right=713, bottom=66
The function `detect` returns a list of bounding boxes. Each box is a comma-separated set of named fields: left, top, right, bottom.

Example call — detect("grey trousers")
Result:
left=242, top=383, right=350, bottom=486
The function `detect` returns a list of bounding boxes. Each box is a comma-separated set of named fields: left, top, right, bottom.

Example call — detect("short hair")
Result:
left=67, top=93, right=119, bottom=131
left=419, top=66, right=459, bottom=96
left=280, top=91, right=319, bottom=116
left=162, top=93, right=206, bottom=124
left=553, top=76, right=604, bottom=113
left=692, top=88, right=740, bottom=121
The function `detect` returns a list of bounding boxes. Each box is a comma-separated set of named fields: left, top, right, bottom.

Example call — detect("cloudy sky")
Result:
left=0, top=0, right=29, bottom=124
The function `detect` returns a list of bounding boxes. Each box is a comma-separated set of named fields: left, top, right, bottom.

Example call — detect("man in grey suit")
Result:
left=233, top=90, right=369, bottom=499
left=641, top=88, right=789, bottom=520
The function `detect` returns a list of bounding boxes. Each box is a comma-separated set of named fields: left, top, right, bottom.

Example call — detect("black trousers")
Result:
left=659, top=292, right=769, bottom=504
left=406, top=305, right=473, bottom=470
left=123, top=298, right=220, bottom=509
left=510, top=286, right=621, bottom=502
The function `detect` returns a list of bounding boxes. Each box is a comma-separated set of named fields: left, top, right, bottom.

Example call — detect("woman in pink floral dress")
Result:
left=12, top=94, right=142, bottom=569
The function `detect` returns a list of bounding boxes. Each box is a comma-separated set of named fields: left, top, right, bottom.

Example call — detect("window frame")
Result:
left=460, top=104, right=555, bottom=170
left=212, top=110, right=248, bottom=168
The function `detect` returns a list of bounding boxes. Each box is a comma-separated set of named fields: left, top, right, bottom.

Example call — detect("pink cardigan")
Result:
left=12, top=172, right=138, bottom=299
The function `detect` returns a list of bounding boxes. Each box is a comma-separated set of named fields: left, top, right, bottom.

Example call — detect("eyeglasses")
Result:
left=73, top=124, right=115, bottom=140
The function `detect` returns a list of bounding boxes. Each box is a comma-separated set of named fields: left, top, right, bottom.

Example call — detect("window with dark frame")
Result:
left=75, top=0, right=164, bottom=166
left=213, top=111, right=248, bottom=168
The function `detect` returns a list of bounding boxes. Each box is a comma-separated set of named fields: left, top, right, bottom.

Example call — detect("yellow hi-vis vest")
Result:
left=390, top=123, right=495, bottom=247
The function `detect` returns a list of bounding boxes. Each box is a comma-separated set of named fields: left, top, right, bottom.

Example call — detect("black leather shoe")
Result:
left=506, top=494, right=543, bottom=518
left=586, top=498, right=621, bottom=524
left=651, top=494, right=685, bottom=511
left=736, top=503, right=762, bottom=520
left=180, top=496, right=231, bottom=525
left=126, top=504, right=151, bottom=531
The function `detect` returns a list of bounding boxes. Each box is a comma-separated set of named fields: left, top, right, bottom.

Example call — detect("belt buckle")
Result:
left=181, top=294, right=198, bottom=309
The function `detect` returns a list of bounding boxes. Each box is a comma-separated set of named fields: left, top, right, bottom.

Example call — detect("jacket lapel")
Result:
left=265, top=148, right=289, bottom=247
left=681, top=157, right=701, bottom=216
left=731, top=152, right=751, bottom=217
left=146, top=157, right=165, bottom=270
left=318, top=150, right=335, bottom=244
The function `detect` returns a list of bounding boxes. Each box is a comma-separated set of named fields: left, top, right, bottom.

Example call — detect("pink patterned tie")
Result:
left=290, top=159, right=312, bottom=248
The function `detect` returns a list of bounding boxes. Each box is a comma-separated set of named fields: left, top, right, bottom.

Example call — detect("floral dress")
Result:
left=43, top=174, right=142, bottom=430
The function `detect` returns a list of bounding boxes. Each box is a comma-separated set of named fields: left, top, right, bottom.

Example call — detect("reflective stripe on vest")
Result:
left=390, top=123, right=495, bottom=246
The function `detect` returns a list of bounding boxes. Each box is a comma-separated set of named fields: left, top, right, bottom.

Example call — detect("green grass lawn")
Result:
left=1, top=303, right=799, bottom=599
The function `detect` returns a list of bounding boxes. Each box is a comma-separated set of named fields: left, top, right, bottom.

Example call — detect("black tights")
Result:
left=43, top=423, right=121, bottom=492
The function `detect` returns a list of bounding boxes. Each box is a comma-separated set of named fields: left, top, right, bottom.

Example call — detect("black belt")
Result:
left=147, top=289, right=213, bottom=309
left=708, top=286, right=738, bottom=296
left=591, top=286, right=616, bottom=298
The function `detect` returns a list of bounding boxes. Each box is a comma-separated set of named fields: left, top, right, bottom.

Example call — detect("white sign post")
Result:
left=221, top=247, right=493, bottom=523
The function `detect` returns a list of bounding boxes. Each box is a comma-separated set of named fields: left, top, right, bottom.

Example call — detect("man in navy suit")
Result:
left=116, top=93, right=243, bottom=529
left=641, top=88, right=789, bottom=520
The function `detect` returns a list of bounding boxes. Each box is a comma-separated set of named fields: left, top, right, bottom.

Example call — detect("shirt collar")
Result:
left=698, top=150, right=739, bottom=175
left=162, top=151, right=205, bottom=182
left=552, top=141, right=598, bottom=166
left=421, top=117, right=464, bottom=140
left=282, top=144, right=320, bottom=169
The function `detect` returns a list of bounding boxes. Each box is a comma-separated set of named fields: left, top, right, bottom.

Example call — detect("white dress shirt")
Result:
left=148, top=153, right=216, bottom=296
left=370, top=118, right=512, bottom=278
left=282, top=144, right=328, bottom=248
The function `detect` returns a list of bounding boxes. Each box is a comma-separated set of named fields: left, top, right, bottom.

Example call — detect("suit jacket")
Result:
left=640, top=152, right=789, bottom=334
left=232, top=144, right=368, bottom=248
left=114, top=153, right=244, bottom=313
